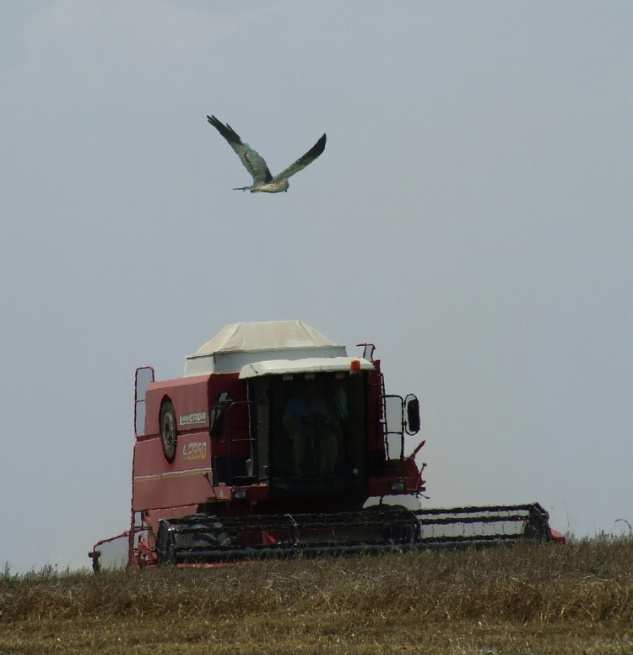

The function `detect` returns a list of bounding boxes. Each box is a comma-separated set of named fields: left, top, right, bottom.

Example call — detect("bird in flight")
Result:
left=207, top=115, right=326, bottom=193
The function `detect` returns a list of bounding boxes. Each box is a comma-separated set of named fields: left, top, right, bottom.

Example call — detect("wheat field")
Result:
left=2, top=538, right=633, bottom=654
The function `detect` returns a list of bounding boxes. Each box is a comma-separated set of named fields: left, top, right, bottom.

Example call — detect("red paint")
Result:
left=549, top=528, right=567, bottom=544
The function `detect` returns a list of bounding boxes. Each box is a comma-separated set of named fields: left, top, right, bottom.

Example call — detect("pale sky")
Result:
left=1, top=1, right=632, bottom=572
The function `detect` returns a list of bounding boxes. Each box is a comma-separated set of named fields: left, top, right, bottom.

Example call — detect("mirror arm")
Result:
left=407, top=439, right=426, bottom=461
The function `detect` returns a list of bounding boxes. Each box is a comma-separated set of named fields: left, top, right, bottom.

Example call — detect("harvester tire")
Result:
left=160, top=398, right=177, bottom=462
left=156, top=516, right=232, bottom=565
left=363, top=504, right=420, bottom=544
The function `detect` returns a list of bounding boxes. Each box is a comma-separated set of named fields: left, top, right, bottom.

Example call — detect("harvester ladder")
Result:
left=381, top=376, right=407, bottom=462
left=379, top=372, right=390, bottom=457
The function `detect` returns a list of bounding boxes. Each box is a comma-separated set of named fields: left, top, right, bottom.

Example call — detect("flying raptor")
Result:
left=207, top=115, right=326, bottom=193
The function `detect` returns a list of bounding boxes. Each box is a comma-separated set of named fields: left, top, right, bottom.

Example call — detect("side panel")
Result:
left=133, top=373, right=247, bottom=512
left=134, top=375, right=211, bottom=511
left=133, top=431, right=214, bottom=510
left=144, top=375, right=211, bottom=438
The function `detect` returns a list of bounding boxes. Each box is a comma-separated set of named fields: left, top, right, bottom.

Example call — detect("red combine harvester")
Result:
left=90, top=321, right=563, bottom=571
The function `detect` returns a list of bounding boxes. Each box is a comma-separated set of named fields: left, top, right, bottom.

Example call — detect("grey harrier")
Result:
left=207, top=115, right=326, bottom=193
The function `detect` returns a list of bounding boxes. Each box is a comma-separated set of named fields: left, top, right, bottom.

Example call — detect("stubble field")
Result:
left=1, top=538, right=633, bottom=654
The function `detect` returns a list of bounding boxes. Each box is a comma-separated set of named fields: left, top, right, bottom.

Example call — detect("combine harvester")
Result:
left=90, top=321, right=563, bottom=571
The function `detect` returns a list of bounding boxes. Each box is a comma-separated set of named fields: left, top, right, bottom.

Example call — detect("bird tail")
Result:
left=232, top=185, right=251, bottom=191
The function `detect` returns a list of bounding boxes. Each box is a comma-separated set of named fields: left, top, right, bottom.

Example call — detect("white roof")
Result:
left=193, top=320, right=338, bottom=355
left=239, top=357, right=374, bottom=379
left=184, top=320, right=348, bottom=376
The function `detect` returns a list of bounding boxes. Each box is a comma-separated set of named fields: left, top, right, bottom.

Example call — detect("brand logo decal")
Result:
left=182, top=441, right=207, bottom=461
left=179, top=411, right=208, bottom=426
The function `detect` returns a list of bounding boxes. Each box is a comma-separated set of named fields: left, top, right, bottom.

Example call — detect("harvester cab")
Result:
left=89, top=320, right=562, bottom=572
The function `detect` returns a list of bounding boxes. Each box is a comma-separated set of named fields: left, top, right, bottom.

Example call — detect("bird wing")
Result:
left=207, top=115, right=273, bottom=184
left=274, top=133, right=327, bottom=181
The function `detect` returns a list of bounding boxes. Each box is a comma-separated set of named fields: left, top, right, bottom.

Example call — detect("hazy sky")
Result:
left=1, top=1, right=632, bottom=572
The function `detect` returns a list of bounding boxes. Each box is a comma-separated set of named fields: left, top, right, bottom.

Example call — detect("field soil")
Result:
left=1, top=539, right=633, bottom=654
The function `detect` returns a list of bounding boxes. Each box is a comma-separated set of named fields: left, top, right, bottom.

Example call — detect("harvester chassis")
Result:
left=89, top=323, right=564, bottom=571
